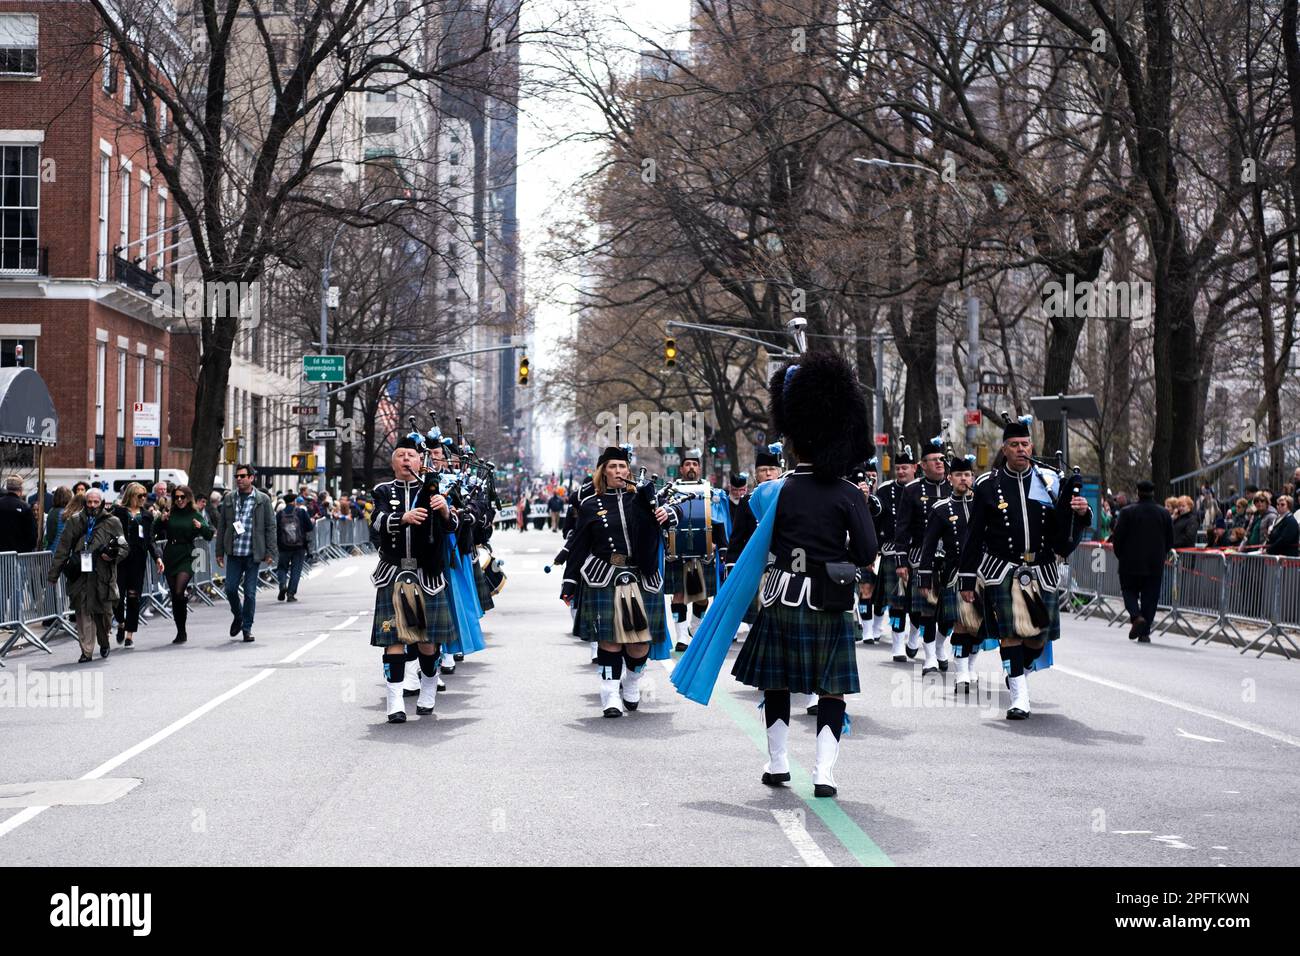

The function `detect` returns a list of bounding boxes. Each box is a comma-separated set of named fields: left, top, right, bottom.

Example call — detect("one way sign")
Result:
left=306, top=428, right=338, bottom=441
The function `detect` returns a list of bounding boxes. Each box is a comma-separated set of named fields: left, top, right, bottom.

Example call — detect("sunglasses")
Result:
left=236, top=474, right=252, bottom=479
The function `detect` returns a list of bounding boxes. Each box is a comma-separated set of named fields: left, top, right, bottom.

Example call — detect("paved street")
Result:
left=2, top=528, right=1297, bottom=867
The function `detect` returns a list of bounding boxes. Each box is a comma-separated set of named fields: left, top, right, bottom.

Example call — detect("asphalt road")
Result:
left=2, top=527, right=1297, bottom=867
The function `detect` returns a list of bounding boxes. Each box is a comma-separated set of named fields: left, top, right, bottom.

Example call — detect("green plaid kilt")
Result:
left=371, top=581, right=455, bottom=648
left=878, top=553, right=909, bottom=612
left=910, top=573, right=940, bottom=619
left=980, top=574, right=1061, bottom=644
left=664, top=557, right=719, bottom=598
left=937, top=581, right=962, bottom=634
left=732, top=599, right=860, bottom=695
left=742, top=591, right=760, bottom=625
left=577, top=575, right=667, bottom=645
left=472, top=560, right=496, bottom=612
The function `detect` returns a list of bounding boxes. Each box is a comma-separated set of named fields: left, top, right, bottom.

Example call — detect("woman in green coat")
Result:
left=154, top=485, right=215, bottom=644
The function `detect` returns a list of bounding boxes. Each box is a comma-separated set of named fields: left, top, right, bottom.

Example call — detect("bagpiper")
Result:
left=663, top=448, right=728, bottom=651
left=916, top=452, right=989, bottom=695
left=370, top=435, right=458, bottom=724
left=893, top=433, right=952, bottom=674
left=958, top=414, right=1092, bottom=719
left=672, top=352, right=878, bottom=798
left=725, top=447, right=784, bottom=641
left=849, top=456, right=884, bottom=644
left=560, top=445, right=673, bottom=717
left=874, top=444, right=917, bottom=661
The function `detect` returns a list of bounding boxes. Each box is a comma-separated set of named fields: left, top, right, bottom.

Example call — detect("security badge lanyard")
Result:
left=80, top=515, right=97, bottom=572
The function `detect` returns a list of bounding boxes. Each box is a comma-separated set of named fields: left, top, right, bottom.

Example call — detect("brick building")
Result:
left=0, top=1, right=191, bottom=489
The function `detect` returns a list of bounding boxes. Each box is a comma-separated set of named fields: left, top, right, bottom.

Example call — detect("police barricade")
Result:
left=1221, top=553, right=1287, bottom=657
left=308, top=518, right=334, bottom=564
left=1272, top=558, right=1300, bottom=659
left=1157, top=549, right=1230, bottom=645
left=0, top=551, right=75, bottom=665
left=142, top=553, right=173, bottom=620
left=1067, top=542, right=1127, bottom=623
left=189, top=540, right=220, bottom=605
left=1063, top=545, right=1098, bottom=611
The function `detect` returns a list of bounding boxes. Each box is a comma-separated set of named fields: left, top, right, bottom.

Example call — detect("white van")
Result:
left=85, top=468, right=190, bottom=503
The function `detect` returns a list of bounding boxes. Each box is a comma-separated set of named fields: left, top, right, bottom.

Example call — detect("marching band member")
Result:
left=958, top=415, right=1091, bottom=719
left=726, top=448, right=783, bottom=641
left=674, top=352, right=877, bottom=798
left=370, top=436, right=458, bottom=724
left=893, top=435, right=952, bottom=675
left=916, top=453, right=990, bottom=695
left=874, top=445, right=917, bottom=661
left=561, top=446, right=673, bottom=717
left=850, top=457, right=883, bottom=643
left=664, top=449, right=727, bottom=651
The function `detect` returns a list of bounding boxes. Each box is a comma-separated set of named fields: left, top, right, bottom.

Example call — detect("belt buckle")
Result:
left=400, top=558, right=417, bottom=571
left=1022, top=551, right=1036, bottom=563
left=610, top=553, right=627, bottom=566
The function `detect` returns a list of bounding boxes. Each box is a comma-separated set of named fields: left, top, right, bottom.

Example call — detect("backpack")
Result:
left=278, top=508, right=304, bottom=549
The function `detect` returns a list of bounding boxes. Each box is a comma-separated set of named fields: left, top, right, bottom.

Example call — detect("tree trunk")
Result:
left=187, top=280, right=242, bottom=498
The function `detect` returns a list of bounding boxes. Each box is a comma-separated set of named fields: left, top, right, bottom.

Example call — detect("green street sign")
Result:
left=303, top=354, right=345, bottom=383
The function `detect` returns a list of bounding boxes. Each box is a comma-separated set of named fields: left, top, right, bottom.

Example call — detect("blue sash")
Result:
left=444, top=540, right=485, bottom=655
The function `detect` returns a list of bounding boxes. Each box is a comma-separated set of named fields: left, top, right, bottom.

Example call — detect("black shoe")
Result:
left=954, top=679, right=969, bottom=696
left=172, top=633, right=187, bottom=644
left=922, top=665, right=938, bottom=676
left=905, top=645, right=918, bottom=659
left=674, top=642, right=688, bottom=652
left=403, top=688, right=419, bottom=698
left=813, top=784, right=838, bottom=798
left=761, top=771, right=791, bottom=786
left=277, top=586, right=286, bottom=602
left=453, top=652, right=464, bottom=662
left=100, top=645, right=110, bottom=659
left=892, top=654, right=907, bottom=663
left=937, top=659, right=949, bottom=672
left=622, top=697, right=639, bottom=711
left=442, top=662, right=456, bottom=675
left=287, top=594, right=298, bottom=603
left=416, top=705, right=434, bottom=716
left=387, top=712, right=407, bottom=724
left=1128, top=615, right=1145, bottom=640
left=77, top=653, right=92, bottom=663
left=124, top=637, right=133, bottom=648
left=116, top=627, right=125, bottom=645
left=243, top=632, right=254, bottom=643
left=1006, top=707, right=1030, bottom=720
left=1137, top=634, right=1151, bottom=643
left=603, top=707, right=623, bottom=718
left=437, top=678, right=446, bottom=691
left=229, top=616, right=242, bottom=636
left=806, top=704, right=819, bottom=716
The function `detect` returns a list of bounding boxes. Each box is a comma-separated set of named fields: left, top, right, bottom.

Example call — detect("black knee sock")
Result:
left=691, top=601, right=708, bottom=618
left=383, top=655, right=406, bottom=683
left=404, top=643, right=418, bottom=660
left=595, top=647, right=623, bottom=680
left=917, top=619, right=935, bottom=643
left=622, top=647, right=648, bottom=672
left=418, top=650, right=439, bottom=677
left=671, top=603, right=687, bottom=623
left=1001, top=644, right=1025, bottom=678
left=816, top=697, right=847, bottom=740
left=763, top=689, right=790, bottom=727
left=1023, top=643, right=1044, bottom=667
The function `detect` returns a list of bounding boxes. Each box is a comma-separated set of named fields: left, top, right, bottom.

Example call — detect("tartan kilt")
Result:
left=731, top=598, right=860, bottom=695
left=370, top=583, right=455, bottom=648
left=664, top=557, right=719, bottom=598
left=472, top=560, right=496, bottom=612
left=577, top=576, right=667, bottom=645
left=910, top=575, right=940, bottom=619
left=937, top=582, right=963, bottom=634
left=980, top=574, right=1061, bottom=644
left=878, top=554, right=909, bottom=611
left=742, top=591, right=760, bottom=625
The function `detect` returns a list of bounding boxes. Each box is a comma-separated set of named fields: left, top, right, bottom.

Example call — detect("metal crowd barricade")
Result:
left=1272, top=558, right=1300, bottom=659
left=142, top=554, right=173, bottom=620
left=0, top=551, right=75, bottom=665
left=1067, top=542, right=1126, bottom=623
left=1157, top=549, right=1230, bottom=645
left=1223, top=553, right=1295, bottom=659
left=189, top=540, right=220, bottom=605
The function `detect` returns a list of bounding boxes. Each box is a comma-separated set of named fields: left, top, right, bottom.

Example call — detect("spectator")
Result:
left=1224, top=497, right=1251, bottom=536
left=547, top=489, right=564, bottom=532
left=216, top=464, right=277, bottom=642
left=151, top=480, right=169, bottom=506
left=516, top=494, right=527, bottom=531
left=0, top=474, right=37, bottom=554
left=1226, top=526, right=1247, bottom=548
left=72, top=480, right=89, bottom=497
left=155, top=485, right=214, bottom=644
left=47, top=488, right=127, bottom=662
left=337, top=494, right=353, bottom=519
left=1111, top=480, right=1174, bottom=643
left=1266, top=496, right=1298, bottom=556
left=1244, top=492, right=1278, bottom=550
left=206, top=491, right=222, bottom=531
left=1171, top=495, right=1198, bottom=549
left=110, top=483, right=162, bottom=648
left=43, top=486, right=72, bottom=550
left=276, top=492, right=312, bottom=603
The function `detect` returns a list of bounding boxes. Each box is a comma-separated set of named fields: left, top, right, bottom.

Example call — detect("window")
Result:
left=156, top=193, right=166, bottom=271
left=122, top=68, right=133, bottom=110
left=95, top=341, right=106, bottom=437
left=448, top=151, right=460, bottom=166
left=0, top=145, right=39, bottom=272
left=366, top=116, right=398, bottom=134
left=116, top=348, right=126, bottom=466
left=135, top=355, right=145, bottom=467
left=101, top=33, right=116, bottom=92
left=98, top=154, right=110, bottom=279
left=118, top=165, right=130, bottom=258
left=158, top=103, right=167, bottom=137
left=0, top=14, right=38, bottom=76
left=0, top=337, right=35, bottom=368
left=139, top=178, right=149, bottom=262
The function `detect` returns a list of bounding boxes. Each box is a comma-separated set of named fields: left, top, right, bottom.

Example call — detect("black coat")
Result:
left=1171, top=511, right=1198, bottom=550
left=1266, top=512, right=1299, bottom=557
left=1111, top=500, right=1175, bottom=578
left=0, top=492, right=37, bottom=553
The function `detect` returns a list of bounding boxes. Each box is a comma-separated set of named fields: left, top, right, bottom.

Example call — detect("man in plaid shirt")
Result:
left=217, top=464, right=278, bottom=642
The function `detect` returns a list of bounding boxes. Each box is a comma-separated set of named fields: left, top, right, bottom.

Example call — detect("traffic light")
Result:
left=518, top=355, right=530, bottom=386
left=222, top=437, right=239, bottom=465
left=664, top=337, right=677, bottom=368
left=291, top=452, right=317, bottom=473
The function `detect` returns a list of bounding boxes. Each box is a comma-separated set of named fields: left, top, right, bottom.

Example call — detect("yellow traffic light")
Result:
left=518, top=355, right=530, bottom=386
left=665, top=337, right=677, bottom=368
left=223, top=438, right=239, bottom=465
left=291, top=452, right=317, bottom=473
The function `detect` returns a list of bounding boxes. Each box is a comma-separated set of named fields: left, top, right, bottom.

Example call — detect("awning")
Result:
left=0, top=366, right=58, bottom=446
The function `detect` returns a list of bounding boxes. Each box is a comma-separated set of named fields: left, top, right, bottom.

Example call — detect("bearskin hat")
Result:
left=768, top=351, right=871, bottom=479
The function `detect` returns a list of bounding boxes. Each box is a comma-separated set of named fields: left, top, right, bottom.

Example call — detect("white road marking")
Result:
left=1153, top=834, right=1195, bottom=849
left=526, top=548, right=540, bottom=553
left=771, top=810, right=834, bottom=867
left=1112, top=830, right=1154, bottom=835
left=1175, top=727, right=1224, bottom=743
left=1054, top=664, right=1300, bottom=749
left=0, top=629, right=336, bottom=840
left=332, top=615, right=360, bottom=631
left=334, top=566, right=358, bottom=579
